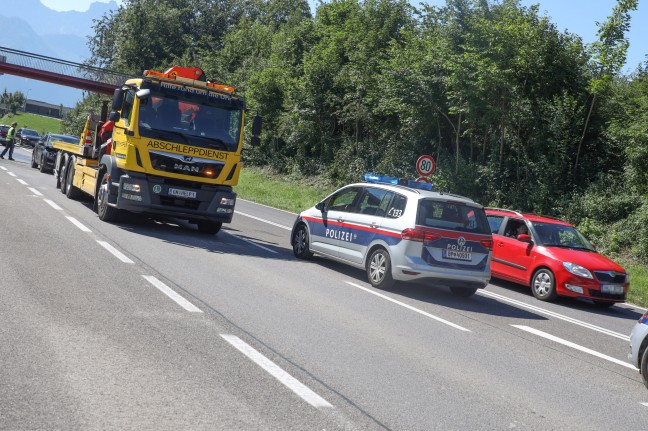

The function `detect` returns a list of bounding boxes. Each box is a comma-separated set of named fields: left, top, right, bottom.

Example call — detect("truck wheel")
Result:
left=59, top=157, right=68, bottom=194
left=197, top=221, right=222, bottom=234
left=65, top=161, right=82, bottom=200
left=97, top=173, right=121, bottom=222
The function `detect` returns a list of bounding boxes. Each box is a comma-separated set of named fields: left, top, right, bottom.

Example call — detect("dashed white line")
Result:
left=512, top=325, right=637, bottom=370
left=66, top=216, right=91, bottom=232
left=142, top=275, right=202, bottom=313
left=44, top=199, right=63, bottom=210
left=7, top=172, right=16, bottom=177
left=345, top=281, right=470, bottom=332
left=17, top=179, right=28, bottom=185
left=0, top=166, right=6, bottom=171
left=227, top=232, right=278, bottom=254
left=235, top=211, right=291, bottom=230
left=641, top=402, right=648, bottom=408
left=480, top=290, right=629, bottom=341
left=96, top=240, right=134, bottom=263
left=28, top=187, right=43, bottom=196
left=221, top=334, right=333, bottom=408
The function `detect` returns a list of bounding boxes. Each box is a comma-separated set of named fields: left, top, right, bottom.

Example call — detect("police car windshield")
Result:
left=417, top=200, right=490, bottom=234
left=531, top=222, right=595, bottom=251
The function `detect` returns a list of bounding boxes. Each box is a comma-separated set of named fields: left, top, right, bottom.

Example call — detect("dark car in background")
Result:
left=16, top=128, right=41, bottom=147
left=31, top=132, right=79, bottom=173
left=0, top=124, right=9, bottom=144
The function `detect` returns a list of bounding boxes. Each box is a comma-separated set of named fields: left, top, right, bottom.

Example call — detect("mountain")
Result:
left=0, top=0, right=119, bottom=107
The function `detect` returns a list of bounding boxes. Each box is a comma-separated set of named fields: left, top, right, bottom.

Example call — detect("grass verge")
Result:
left=1, top=112, right=62, bottom=135
left=236, top=166, right=336, bottom=214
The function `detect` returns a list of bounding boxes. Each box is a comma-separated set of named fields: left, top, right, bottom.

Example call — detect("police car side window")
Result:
left=327, top=187, right=361, bottom=213
left=358, top=188, right=389, bottom=216
left=386, top=194, right=407, bottom=218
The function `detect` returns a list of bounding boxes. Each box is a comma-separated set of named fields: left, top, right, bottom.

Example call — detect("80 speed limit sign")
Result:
left=416, top=155, right=436, bottom=176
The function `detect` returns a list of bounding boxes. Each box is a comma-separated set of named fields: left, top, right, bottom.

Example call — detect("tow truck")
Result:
left=0, top=47, right=261, bottom=234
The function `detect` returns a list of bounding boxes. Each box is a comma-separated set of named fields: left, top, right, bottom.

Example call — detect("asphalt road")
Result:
left=1, top=145, right=647, bottom=430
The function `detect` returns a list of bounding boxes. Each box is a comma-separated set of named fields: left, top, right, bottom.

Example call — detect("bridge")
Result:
left=0, top=46, right=135, bottom=95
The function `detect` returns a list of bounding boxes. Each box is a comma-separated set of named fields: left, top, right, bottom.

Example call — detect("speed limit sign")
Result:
left=416, top=155, right=436, bottom=176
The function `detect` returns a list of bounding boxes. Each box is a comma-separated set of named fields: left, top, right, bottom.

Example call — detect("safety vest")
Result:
left=7, top=127, right=15, bottom=142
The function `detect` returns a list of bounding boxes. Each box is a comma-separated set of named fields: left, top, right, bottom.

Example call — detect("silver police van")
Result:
left=290, top=174, right=493, bottom=296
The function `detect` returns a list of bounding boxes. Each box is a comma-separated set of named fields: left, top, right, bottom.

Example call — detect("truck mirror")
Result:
left=111, top=88, right=124, bottom=110
left=108, top=111, right=121, bottom=122
left=252, top=115, right=262, bottom=136
left=250, top=136, right=260, bottom=147
left=136, top=89, right=151, bottom=101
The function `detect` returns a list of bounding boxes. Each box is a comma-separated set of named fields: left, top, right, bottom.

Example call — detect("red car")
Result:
left=0, top=124, right=9, bottom=143
left=485, top=208, right=629, bottom=307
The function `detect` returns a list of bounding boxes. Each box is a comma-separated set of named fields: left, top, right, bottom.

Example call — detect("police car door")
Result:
left=337, top=187, right=392, bottom=264
left=313, top=186, right=363, bottom=258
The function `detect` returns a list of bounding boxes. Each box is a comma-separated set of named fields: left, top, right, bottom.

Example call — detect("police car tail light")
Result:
left=480, top=239, right=493, bottom=250
left=401, top=228, right=440, bottom=242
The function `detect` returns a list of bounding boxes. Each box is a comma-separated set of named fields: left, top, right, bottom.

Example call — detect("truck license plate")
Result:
left=442, top=249, right=472, bottom=261
left=168, top=188, right=196, bottom=199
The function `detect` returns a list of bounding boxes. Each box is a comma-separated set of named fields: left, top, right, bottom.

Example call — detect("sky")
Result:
left=40, top=0, right=647, bottom=70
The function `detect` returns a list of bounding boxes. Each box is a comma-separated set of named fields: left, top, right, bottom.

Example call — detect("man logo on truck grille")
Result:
left=174, top=163, right=200, bottom=173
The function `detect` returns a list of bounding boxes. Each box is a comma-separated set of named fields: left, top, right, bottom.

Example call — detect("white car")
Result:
left=629, top=310, right=648, bottom=389
left=290, top=174, right=493, bottom=296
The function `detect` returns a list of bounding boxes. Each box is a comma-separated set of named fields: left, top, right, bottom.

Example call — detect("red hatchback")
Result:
left=485, top=208, right=629, bottom=307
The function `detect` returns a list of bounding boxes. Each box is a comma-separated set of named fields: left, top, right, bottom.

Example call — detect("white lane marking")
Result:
left=7, top=172, right=16, bottom=177
left=17, top=179, right=28, bottom=185
left=0, top=166, right=6, bottom=171
left=227, top=232, right=278, bottom=254
left=235, top=211, right=291, bottom=230
left=142, top=275, right=202, bottom=313
left=221, top=334, right=333, bottom=408
left=479, top=290, right=629, bottom=341
left=66, top=216, right=91, bottom=232
left=512, top=325, right=637, bottom=370
left=44, top=199, right=63, bottom=210
left=641, top=402, right=648, bottom=407
left=96, top=240, right=134, bottom=264
left=345, top=281, right=470, bottom=332
left=28, top=187, right=43, bottom=196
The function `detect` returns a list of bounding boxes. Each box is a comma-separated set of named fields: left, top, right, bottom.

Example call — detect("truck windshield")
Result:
left=138, top=92, right=242, bottom=152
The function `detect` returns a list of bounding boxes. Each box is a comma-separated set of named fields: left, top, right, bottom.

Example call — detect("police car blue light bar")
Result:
left=364, top=173, right=433, bottom=191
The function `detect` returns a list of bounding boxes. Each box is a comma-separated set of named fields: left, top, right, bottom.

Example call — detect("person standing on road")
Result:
left=0, top=121, right=17, bottom=160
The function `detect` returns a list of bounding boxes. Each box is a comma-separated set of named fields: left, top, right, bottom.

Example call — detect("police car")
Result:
left=290, top=174, right=493, bottom=296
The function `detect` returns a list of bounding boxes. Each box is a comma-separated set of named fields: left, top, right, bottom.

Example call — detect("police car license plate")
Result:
left=168, top=188, right=196, bottom=199
left=443, top=249, right=472, bottom=261
left=601, top=284, right=623, bottom=294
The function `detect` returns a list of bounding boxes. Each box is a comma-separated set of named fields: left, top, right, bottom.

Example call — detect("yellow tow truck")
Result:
left=53, top=66, right=261, bottom=234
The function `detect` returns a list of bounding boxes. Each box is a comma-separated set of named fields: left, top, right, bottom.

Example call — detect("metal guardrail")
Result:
left=0, top=46, right=137, bottom=95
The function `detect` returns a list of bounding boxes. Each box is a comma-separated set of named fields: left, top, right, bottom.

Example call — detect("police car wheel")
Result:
left=367, top=248, right=394, bottom=289
left=531, top=268, right=557, bottom=301
left=292, top=224, right=313, bottom=259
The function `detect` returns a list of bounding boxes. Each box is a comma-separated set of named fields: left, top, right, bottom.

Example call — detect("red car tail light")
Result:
left=480, top=239, right=493, bottom=250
